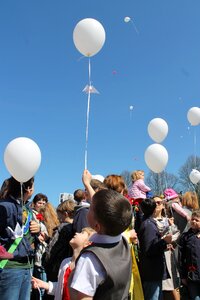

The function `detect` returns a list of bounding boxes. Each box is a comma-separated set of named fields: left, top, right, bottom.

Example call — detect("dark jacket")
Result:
left=138, top=217, right=168, bottom=281
left=179, top=228, right=200, bottom=282
left=77, top=237, right=132, bottom=300
left=72, top=205, right=89, bottom=233
left=0, top=197, right=35, bottom=263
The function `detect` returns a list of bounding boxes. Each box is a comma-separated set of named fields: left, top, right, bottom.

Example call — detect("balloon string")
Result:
left=84, top=58, right=91, bottom=170
left=194, top=128, right=197, bottom=168
left=20, top=182, right=23, bottom=224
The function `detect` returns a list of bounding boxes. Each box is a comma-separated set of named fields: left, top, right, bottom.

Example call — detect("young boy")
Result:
left=179, top=209, right=200, bottom=300
left=32, top=227, right=95, bottom=300
left=69, top=189, right=133, bottom=300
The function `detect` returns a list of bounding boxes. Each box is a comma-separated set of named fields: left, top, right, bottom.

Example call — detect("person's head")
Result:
left=56, top=199, right=76, bottom=223
left=164, top=188, right=179, bottom=201
left=103, top=175, right=126, bottom=194
left=182, top=191, right=199, bottom=210
left=87, top=189, right=132, bottom=236
left=32, top=193, right=48, bottom=212
left=0, top=177, right=34, bottom=202
left=131, top=170, right=145, bottom=182
left=73, top=189, right=86, bottom=204
left=190, top=210, right=200, bottom=231
left=152, top=196, right=164, bottom=217
left=70, top=227, right=95, bottom=250
left=140, top=198, right=156, bottom=218
left=41, top=202, right=60, bottom=237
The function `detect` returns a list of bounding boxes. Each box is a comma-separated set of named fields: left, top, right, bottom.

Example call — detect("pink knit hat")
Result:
left=164, top=188, right=178, bottom=200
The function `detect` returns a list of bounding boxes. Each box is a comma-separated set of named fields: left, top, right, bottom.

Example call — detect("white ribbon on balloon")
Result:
left=84, top=58, right=91, bottom=170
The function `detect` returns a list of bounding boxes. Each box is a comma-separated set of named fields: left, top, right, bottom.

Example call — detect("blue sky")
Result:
left=0, top=0, right=199, bottom=206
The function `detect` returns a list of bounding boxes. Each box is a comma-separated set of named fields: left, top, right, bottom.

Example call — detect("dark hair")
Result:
left=73, top=189, right=85, bottom=203
left=140, top=198, right=156, bottom=218
left=191, top=209, right=200, bottom=219
left=0, top=177, right=34, bottom=199
left=92, top=189, right=132, bottom=236
left=32, top=193, right=48, bottom=204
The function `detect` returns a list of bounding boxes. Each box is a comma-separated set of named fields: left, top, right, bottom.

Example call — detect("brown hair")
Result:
left=191, top=209, right=200, bottom=219
left=41, top=202, right=60, bottom=237
left=103, top=175, right=126, bottom=194
left=32, top=193, right=48, bottom=204
left=56, top=199, right=76, bottom=218
left=182, top=191, right=199, bottom=210
left=92, top=189, right=132, bottom=236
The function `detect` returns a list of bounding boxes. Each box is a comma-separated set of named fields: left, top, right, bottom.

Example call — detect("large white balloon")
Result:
left=189, top=169, right=200, bottom=184
left=187, top=107, right=200, bottom=126
left=4, top=137, right=41, bottom=182
left=148, top=118, right=168, bottom=143
left=73, top=18, right=106, bottom=57
left=145, top=144, right=168, bottom=173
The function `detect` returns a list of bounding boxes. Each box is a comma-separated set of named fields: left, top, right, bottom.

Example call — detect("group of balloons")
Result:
left=145, top=118, right=169, bottom=173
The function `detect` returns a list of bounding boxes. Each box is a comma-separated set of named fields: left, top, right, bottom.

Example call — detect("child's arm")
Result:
left=82, top=170, right=95, bottom=200
left=171, top=202, right=191, bottom=221
left=137, top=180, right=151, bottom=192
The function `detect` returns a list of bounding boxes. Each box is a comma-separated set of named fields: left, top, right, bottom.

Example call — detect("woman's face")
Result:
left=154, top=197, right=164, bottom=214
left=34, top=199, right=47, bottom=212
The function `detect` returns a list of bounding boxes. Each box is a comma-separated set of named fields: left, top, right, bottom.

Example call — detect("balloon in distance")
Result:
left=73, top=18, right=106, bottom=57
left=187, top=107, right=200, bottom=126
left=189, top=169, right=200, bottom=184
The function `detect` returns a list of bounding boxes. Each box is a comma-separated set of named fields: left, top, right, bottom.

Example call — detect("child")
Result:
left=32, top=227, right=95, bottom=300
left=128, top=170, right=151, bottom=200
left=69, top=189, right=133, bottom=300
left=179, top=209, right=200, bottom=300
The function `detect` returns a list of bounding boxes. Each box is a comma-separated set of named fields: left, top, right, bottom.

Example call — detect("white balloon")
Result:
left=189, top=169, right=200, bottom=184
left=129, top=105, right=133, bottom=110
left=124, top=17, right=131, bottom=23
left=145, top=144, right=168, bottom=173
left=73, top=18, right=106, bottom=57
left=4, top=137, right=41, bottom=182
left=187, top=107, right=200, bottom=126
left=148, top=118, right=168, bottom=143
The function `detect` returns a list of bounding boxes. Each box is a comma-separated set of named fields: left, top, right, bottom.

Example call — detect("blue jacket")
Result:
left=0, top=197, right=35, bottom=262
left=179, top=228, right=200, bottom=282
left=138, top=217, right=168, bottom=281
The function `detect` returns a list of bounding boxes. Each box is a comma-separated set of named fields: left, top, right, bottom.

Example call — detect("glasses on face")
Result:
left=155, top=201, right=163, bottom=205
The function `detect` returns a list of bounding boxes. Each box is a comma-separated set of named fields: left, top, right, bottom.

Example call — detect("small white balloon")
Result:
left=187, top=107, right=200, bottom=126
left=189, top=169, right=200, bottom=184
left=145, top=144, right=168, bottom=173
left=92, top=174, right=105, bottom=183
left=124, top=17, right=131, bottom=23
left=4, top=137, right=41, bottom=182
left=73, top=18, right=106, bottom=57
left=129, top=105, right=133, bottom=110
left=148, top=118, right=168, bottom=143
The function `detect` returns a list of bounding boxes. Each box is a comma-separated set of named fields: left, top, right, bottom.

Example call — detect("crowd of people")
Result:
left=0, top=169, right=199, bottom=300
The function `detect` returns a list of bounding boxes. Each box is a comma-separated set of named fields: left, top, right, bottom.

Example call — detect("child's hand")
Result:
left=129, top=229, right=138, bottom=244
left=82, top=170, right=92, bottom=187
left=31, top=276, right=49, bottom=290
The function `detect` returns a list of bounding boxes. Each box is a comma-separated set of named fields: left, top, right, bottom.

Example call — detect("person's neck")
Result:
left=153, top=212, right=162, bottom=219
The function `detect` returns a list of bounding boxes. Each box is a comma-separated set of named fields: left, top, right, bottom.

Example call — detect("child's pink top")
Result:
left=128, top=179, right=151, bottom=199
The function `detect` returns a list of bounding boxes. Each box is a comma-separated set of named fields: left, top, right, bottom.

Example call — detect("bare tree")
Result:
left=121, top=170, right=132, bottom=188
left=146, top=171, right=179, bottom=196
left=178, top=155, right=200, bottom=199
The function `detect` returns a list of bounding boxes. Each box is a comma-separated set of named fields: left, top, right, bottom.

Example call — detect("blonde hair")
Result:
left=41, top=202, right=60, bottom=237
left=81, top=227, right=96, bottom=238
left=56, top=200, right=76, bottom=218
left=182, top=191, right=199, bottom=210
left=131, top=170, right=144, bottom=182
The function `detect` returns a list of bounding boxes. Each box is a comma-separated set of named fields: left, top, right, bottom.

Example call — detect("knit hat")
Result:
left=164, top=188, right=178, bottom=200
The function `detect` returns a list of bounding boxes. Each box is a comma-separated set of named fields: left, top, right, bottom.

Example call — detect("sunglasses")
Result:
left=155, top=201, right=163, bottom=205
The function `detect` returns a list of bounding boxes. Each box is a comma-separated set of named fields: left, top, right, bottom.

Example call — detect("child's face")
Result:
left=190, top=216, right=200, bottom=231
left=70, top=230, right=91, bottom=248
left=138, top=172, right=144, bottom=179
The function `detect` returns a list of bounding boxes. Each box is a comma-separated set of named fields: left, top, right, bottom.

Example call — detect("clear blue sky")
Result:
left=0, top=0, right=199, bottom=206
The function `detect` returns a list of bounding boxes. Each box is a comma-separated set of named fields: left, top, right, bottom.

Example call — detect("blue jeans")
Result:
left=188, top=281, right=200, bottom=300
left=142, top=281, right=163, bottom=300
left=0, top=268, right=32, bottom=300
